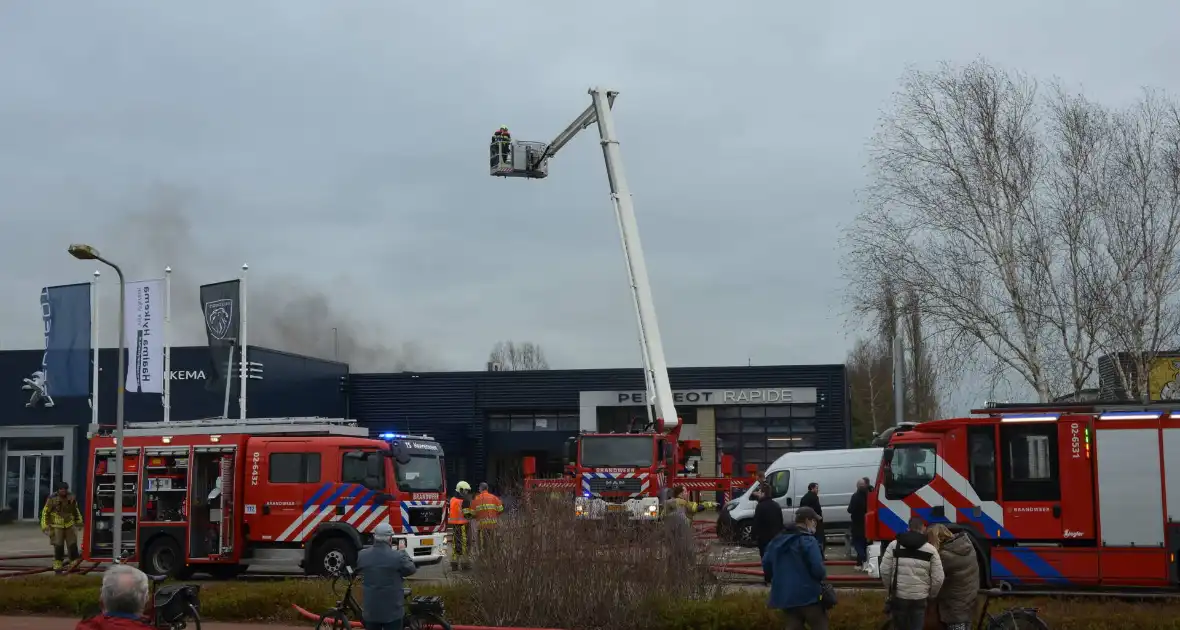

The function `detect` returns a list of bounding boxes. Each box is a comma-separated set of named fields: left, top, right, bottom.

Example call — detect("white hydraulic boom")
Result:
left=491, top=88, right=679, bottom=433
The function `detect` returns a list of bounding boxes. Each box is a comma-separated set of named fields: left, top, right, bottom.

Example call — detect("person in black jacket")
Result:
left=752, top=485, right=785, bottom=583
left=847, top=477, right=871, bottom=569
left=799, top=482, right=824, bottom=555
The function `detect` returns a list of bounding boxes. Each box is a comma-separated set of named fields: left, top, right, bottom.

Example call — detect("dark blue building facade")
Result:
left=348, top=364, right=849, bottom=489
left=0, top=346, right=346, bottom=520
left=3, top=346, right=847, bottom=522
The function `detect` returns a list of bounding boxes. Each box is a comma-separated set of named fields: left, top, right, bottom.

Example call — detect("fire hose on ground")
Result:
left=292, top=604, right=567, bottom=630
left=0, top=559, right=104, bottom=579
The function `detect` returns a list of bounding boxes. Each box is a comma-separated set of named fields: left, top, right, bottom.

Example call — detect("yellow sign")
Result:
left=606, top=504, right=625, bottom=512
left=421, top=538, right=433, bottom=547
left=1149, top=357, right=1180, bottom=401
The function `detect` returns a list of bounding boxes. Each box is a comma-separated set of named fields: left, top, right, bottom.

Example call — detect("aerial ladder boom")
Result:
left=492, top=87, right=679, bottom=433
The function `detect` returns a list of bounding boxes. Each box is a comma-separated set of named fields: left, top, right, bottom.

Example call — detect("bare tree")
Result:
left=844, top=60, right=1122, bottom=402
left=488, top=341, right=551, bottom=371
left=1089, top=92, right=1180, bottom=400
left=846, top=338, right=893, bottom=445
left=904, top=287, right=943, bottom=420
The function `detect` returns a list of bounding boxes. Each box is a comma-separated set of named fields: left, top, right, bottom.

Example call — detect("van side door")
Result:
left=767, top=469, right=794, bottom=520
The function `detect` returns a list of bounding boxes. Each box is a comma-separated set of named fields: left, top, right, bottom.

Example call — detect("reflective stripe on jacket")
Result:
left=448, top=496, right=472, bottom=525
left=471, top=491, right=504, bottom=528
left=41, top=494, right=83, bottom=529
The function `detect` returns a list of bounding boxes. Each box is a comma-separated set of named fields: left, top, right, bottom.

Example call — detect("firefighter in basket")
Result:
left=447, top=481, right=475, bottom=571
left=42, top=481, right=83, bottom=574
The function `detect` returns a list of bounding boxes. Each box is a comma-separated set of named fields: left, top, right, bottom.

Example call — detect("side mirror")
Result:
left=389, top=443, right=412, bottom=466
left=882, top=447, right=895, bottom=465
left=563, top=438, right=574, bottom=467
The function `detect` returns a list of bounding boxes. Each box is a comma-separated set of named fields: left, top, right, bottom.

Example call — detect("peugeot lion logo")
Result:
left=204, top=299, right=234, bottom=340
left=22, top=370, right=54, bottom=408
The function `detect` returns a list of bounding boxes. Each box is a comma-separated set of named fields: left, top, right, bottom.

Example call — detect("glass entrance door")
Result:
left=3, top=453, right=64, bottom=521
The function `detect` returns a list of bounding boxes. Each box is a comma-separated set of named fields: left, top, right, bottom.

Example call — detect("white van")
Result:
left=720, top=448, right=883, bottom=546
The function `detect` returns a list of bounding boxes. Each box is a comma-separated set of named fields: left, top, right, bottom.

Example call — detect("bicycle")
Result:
left=315, top=565, right=453, bottom=630
left=79, top=551, right=202, bottom=630
left=879, top=588, right=1047, bottom=630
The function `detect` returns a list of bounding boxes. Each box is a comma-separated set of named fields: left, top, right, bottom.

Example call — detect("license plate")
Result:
left=606, top=504, right=625, bottom=512
left=421, top=538, right=434, bottom=547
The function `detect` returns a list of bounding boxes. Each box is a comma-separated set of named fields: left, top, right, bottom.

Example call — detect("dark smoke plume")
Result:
left=97, top=184, right=437, bottom=372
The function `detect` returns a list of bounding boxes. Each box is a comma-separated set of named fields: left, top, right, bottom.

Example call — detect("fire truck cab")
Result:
left=569, top=432, right=667, bottom=521
left=522, top=429, right=747, bottom=521
left=83, top=417, right=447, bottom=578
left=867, top=404, right=1180, bottom=589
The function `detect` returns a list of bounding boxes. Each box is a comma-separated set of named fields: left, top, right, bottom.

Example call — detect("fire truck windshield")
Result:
left=883, top=442, right=937, bottom=500
left=579, top=436, right=654, bottom=468
left=395, top=454, right=445, bottom=493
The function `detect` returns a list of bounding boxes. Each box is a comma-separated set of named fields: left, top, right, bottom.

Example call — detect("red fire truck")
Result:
left=82, top=417, right=448, bottom=578
left=866, top=403, right=1180, bottom=589
left=523, top=430, right=753, bottom=520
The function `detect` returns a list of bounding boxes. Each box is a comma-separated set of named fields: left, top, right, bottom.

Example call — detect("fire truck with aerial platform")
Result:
left=866, top=402, right=1180, bottom=589
left=499, top=88, right=754, bottom=517
left=523, top=429, right=753, bottom=520
left=82, top=417, right=448, bottom=578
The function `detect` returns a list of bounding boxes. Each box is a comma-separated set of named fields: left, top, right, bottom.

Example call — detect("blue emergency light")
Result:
left=378, top=432, right=410, bottom=440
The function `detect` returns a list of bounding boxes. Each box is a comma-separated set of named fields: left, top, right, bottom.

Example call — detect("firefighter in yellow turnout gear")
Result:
left=448, top=481, right=475, bottom=571
left=661, top=486, right=719, bottom=518
left=471, top=482, right=504, bottom=551
left=41, top=481, right=83, bottom=574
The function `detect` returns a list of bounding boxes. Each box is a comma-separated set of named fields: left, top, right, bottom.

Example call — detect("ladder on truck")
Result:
left=117, top=416, right=370, bottom=437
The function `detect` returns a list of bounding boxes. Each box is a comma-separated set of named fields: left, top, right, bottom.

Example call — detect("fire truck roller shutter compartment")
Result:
left=1095, top=427, right=1165, bottom=547
left=1165, top=428, right=1180, bottom=525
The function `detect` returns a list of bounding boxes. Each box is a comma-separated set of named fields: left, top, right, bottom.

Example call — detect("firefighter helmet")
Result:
left=455, top=481, right=472, bottom=492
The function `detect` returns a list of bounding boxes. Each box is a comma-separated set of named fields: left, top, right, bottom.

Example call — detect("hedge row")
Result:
left=4, top=575, right=1180, bottom=629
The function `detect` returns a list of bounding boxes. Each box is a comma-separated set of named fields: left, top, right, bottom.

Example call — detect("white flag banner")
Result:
left=124, top=279, right=165, bottom=394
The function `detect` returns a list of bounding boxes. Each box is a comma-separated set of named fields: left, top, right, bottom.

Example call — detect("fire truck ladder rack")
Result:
left=974, top=401, right=1180, bottom=414
left=116, top=416, right=369, bottom=438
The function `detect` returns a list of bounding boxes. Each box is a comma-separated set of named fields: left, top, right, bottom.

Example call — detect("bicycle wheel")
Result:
left=185, top=604, right=202, bottom=630
left=405, top=612, right=453, bottom=630
left=316, top=610, right=351, bottom=630
left=986, top=608, right=1049, bottom=630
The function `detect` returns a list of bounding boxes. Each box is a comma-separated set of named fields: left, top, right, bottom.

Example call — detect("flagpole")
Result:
left=239, top=263, right=248, bottom=422
left=91, top=270, right=100, bottom=431
left=163, top=267, right=172, bottom=423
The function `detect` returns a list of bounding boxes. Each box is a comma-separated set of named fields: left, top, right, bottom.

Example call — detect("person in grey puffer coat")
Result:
left=930, top=525, right=979, bottom=630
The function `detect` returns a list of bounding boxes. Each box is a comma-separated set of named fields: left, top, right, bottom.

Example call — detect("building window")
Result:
left=714, top=405, right=821, bottom=474
left=269, top=453, right=322, bottom=484
left=488, top=412, right=578, bottom=432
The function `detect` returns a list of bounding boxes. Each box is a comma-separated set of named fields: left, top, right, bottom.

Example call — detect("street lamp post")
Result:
left=68, top=243, right=127, bottom=559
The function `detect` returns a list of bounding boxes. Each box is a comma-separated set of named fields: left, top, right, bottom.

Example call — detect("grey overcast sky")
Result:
left=2, top=1, right=1178, bottom=395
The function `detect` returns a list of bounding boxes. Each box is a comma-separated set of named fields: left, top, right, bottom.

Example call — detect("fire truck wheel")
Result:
left=311, top=537, right=357, bottom=577
left=144, top=537, right=184, bottom=579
